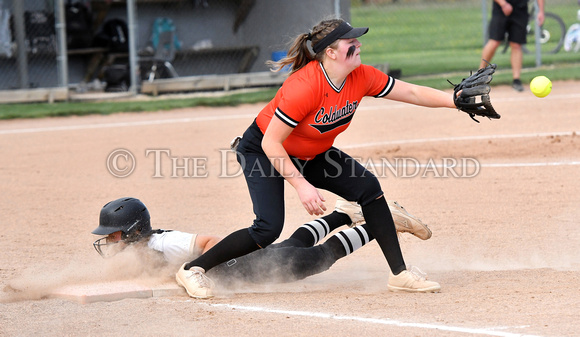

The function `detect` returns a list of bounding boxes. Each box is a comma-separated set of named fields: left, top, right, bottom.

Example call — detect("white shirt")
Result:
left=147, top=230, right=201, bottom=265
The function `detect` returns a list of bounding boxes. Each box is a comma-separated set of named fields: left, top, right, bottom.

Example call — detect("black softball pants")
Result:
left=236, top=121, right=406, bottom=274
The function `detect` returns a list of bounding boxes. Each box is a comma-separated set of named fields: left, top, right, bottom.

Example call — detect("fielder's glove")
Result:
left=449, top=61, right=500, bottom=123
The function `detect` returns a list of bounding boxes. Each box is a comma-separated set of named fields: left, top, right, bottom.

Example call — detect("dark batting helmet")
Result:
left=92, top=197, right=152, bottom=256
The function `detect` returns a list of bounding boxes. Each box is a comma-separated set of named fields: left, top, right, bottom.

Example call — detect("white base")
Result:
left=49, top=281, right=186, bottom=304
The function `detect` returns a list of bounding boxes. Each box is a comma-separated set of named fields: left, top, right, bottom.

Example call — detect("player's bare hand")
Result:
left=537, top=11, right=545, bottom=26
left=500, top=2, right=513, bottom=16
left=296, top=183, right=326, bottom=216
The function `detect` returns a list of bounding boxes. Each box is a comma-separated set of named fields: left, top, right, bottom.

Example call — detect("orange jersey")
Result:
left=256, top=61, right=395, bottom=160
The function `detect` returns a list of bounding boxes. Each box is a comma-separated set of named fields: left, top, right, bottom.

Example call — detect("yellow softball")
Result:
left=530, top=76, right=552, bottom=98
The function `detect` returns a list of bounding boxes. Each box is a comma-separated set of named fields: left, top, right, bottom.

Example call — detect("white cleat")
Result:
left=176, top=263, right=215, bottom=299
left=334, top=197, right=364, bottom=227
left=388, top=266, right=441, bottom=293
left=387, top=200, right=432, bottom=240
left=334, top=197, right=432, bottom=240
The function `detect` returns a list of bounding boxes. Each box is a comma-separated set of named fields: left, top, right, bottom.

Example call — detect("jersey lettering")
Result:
left=255, top=61, right=393, bottom=160
left=310, top=100, right=358, bottom=134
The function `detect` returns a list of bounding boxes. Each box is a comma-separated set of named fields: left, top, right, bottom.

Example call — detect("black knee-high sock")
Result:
left=279, top=211, right=351, bottom=248
left=361, top=196, right=406, bottom=275
left=323, top=224, right=375, bottom=260
left=184, top=228, right=259, bottom=272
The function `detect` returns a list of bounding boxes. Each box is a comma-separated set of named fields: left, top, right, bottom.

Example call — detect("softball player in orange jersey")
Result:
left=177, top=18, right=457, bottom=298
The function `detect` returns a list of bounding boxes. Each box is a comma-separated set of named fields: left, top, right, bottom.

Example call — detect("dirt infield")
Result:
left=1, top=81, right=579, bottom=336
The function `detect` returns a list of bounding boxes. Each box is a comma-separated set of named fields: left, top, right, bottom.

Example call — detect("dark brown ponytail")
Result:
left=267, top=19, right=343, bottom=75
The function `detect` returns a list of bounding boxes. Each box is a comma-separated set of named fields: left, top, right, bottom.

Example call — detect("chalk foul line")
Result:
left=197, top=302, right=542, bottom=337
left=369, top=160, right=580, bottom=168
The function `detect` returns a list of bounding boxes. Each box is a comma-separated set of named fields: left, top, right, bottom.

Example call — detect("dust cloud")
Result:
left=1, top=245, right=175, bottom=302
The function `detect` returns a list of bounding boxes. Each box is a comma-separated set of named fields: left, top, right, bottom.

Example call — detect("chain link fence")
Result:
left=0, top=0, right=577, bottom=102
left=0, top=0, right=59, bottom=90
left=0, top=0, right=346, bottom=99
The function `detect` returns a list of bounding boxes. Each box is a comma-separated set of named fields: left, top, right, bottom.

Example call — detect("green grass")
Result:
left=0, top=88, right=278, bottom=120
left=408, top=62, right=580, bottom=89
left=2, top=1, right=580, bottom=119
left=352, top=1, right=580, bottom=79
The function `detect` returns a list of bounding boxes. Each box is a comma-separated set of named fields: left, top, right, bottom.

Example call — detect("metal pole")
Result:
left=12, top=0, right=28, bottom=88
left=533, top=0, right=542, bottom=67
left=126, top=0, right=138, bottom=95
left=482, top=0, right=488, bottom=47
left=55, top=0, right=68, bottom=89
left=334, top=0, right=340, bottom=18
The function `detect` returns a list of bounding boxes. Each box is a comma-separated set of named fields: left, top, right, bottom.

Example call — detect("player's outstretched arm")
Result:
left=385, top=79, right=455, bottom=109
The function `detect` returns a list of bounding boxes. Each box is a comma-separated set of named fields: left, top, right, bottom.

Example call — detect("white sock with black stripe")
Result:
left=285, top=211, right=352, bottom=248
left=324, top=224, right=374, bottom=259
left=302, top=218, right=330, bottom=245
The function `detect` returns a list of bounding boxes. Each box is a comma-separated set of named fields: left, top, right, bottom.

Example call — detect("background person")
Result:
left=480, top=0, right=545, bottom=91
